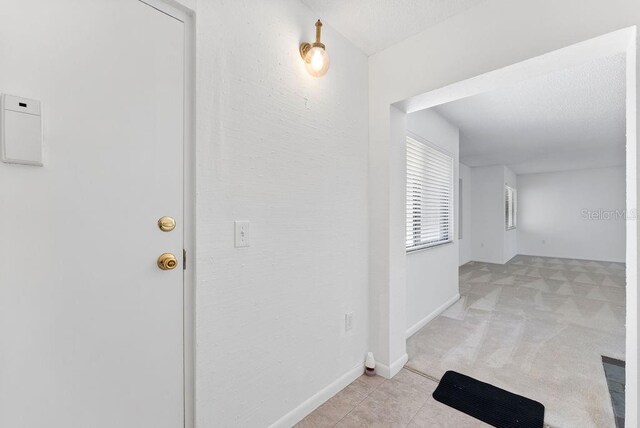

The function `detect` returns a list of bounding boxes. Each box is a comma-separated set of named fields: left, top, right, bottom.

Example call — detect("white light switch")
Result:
left=235, top=221, right=250, bottom=248
left=1, top=94, right=43, bottom=166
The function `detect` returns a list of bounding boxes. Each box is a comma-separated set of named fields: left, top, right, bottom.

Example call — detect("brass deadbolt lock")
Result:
left=158, top=216, right=176, bottom=232
left=157, top=253, right=178, bottom=270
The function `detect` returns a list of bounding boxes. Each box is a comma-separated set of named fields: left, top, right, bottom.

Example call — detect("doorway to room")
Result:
left=395, top=28, right=635, bottom=427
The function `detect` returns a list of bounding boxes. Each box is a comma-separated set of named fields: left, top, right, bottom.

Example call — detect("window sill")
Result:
left=406, top=240, right=454, bottom=255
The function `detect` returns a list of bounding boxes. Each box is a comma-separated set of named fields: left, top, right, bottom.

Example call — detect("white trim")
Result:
left=518, top=253, right=626, bottom=264
left=405, top=294, right=460, bottom=339
left=137, top=2, right=195, bottom=428
left=138, top=0, right=192, bottom=21
left=376, top=353, right=409, bottom=379
left=406, top=131, right=456, bottom=158
left=472, top=258, right=505, bottom=265
left=181, top=12, right=196, bottom=428
left=268, top=363, right=365, bottom=428
left=623, top=26, right=637, bottom=428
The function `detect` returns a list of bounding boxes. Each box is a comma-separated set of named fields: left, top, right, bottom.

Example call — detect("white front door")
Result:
left=0, top=1, right=185, bottom=427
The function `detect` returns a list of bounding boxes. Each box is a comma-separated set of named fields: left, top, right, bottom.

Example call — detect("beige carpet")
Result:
left=407, top=255, right=626, bottom=428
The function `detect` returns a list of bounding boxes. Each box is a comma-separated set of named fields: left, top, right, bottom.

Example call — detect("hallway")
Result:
left=296, top=368, right=486, bottom=427
left=3, top=2, right=639, bottom=426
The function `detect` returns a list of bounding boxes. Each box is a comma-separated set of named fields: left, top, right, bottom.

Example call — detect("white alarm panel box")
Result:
left=1, top=94, right=43, bottom=166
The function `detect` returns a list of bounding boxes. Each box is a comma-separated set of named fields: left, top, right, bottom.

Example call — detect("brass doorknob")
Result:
left=157, top=253, right=178, bottom=270
left=158, top=216, right=176, bottom=232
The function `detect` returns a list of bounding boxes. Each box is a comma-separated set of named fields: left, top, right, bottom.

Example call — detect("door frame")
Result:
left=137, top=1, right=196, bottom=427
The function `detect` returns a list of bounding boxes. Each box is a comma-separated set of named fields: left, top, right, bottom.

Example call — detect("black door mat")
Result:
left=432, top=371, right=545, bottom=428
left=602, top=356, right=625, bottom=428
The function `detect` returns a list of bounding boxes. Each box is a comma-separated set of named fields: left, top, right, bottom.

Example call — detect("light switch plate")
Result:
left=234, top=221, right=250, bottom=248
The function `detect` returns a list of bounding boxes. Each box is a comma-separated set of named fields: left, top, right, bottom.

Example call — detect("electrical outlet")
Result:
left=345, top=312, right=354, bottom=332
left=235, top=221, right=250, bottom=248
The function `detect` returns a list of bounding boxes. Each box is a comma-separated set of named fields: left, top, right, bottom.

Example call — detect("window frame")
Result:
left=406, top=133, right=455, bottom=253
left=505, top=185, right=517, bottom=231
left=459, top=178, right=463, bottom=240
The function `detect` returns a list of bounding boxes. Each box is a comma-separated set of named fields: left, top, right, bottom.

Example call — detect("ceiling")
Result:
left=300, top=0, right=486, bottom=55
left=433, top=54, right=626, bottom=175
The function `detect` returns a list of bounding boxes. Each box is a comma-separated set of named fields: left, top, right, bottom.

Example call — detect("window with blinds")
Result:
left=406, top=135, right=454, bottom=252
left=505, top=185, right=517, bottom=230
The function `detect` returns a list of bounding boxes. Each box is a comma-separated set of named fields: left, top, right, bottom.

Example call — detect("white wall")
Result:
left=374, top=105, right=409, bottom=377
left=470, top=165, right=517, bottom=264
left=368, top=3, right=638, bottom=419
left=459, top=163, right=472, bottom=265
left=405, top=109, right=460, bottom=336
left=518, top=166, right=626, bottom=262
left=1, top=1, right=369, bottom=427
left=194, top=2, right=369, bottom=427
left=470, top=166, right=505, bottom=264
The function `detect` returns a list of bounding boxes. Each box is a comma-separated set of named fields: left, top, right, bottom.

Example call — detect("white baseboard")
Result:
left=268, top=363, right=364, bottom=428
left=405, top=293, right=460, bottom=339
left=518, top=252, right=625, bottom=264
left=375, top=353, right=408, bottom=379
left=470, top=258, right=503, bottom=265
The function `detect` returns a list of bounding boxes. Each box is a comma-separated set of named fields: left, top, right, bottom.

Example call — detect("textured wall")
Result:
left=193, top=1, right=369, bottom=426
left=405, top=109, right=460, bottom=334
left=518, top=167, right=626, bottom=262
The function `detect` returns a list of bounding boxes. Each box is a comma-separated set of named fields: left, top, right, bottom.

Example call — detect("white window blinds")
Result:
left=406, top=135, right=454, bottom=252
left=505, top=185, right=516, bottom=230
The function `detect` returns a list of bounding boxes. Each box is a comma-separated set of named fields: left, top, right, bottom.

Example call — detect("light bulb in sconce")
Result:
left=300, top=20, right=330, bottom=77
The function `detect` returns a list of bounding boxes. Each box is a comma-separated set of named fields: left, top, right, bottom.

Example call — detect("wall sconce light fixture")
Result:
left=300, top=20, right=330, bottom=77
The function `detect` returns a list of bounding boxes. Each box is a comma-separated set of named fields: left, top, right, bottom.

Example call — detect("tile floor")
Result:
left=298, top=255, right=625, bottom=428
left=295, top=369, right=487, bottom=427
